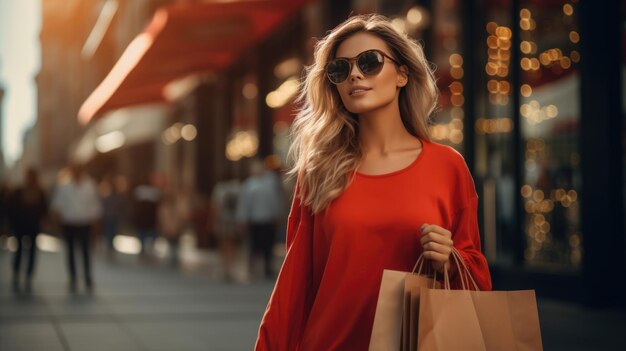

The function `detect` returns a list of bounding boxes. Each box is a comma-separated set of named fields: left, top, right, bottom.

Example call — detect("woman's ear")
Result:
left=397, top=65, right=409, bottom=87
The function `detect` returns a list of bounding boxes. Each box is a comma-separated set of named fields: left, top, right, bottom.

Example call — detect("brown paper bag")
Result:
left=417, top=248, right=543, bottom=351
left=402, top=273, right=440, bottom=351
left=368, top=269, right=408, bottom=351
left=370, top=255, right=438, bottom=351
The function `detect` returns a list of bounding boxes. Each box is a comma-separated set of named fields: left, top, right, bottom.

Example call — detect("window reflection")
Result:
left=519, top=1, right=581, bottom=268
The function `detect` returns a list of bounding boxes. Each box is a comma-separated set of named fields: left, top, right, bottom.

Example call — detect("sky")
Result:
left=0, top=0, right=41, bottom=167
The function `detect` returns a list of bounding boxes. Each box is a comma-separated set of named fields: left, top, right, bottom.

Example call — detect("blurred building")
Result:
left=36, top=0, right=169, bottom=180
left=0, top=84, right=5, bottom=177
left=50, top=0, right=624, bottom=306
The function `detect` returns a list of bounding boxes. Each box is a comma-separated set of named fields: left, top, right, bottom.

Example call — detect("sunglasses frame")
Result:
left=326, top=49, right=401, bottom=84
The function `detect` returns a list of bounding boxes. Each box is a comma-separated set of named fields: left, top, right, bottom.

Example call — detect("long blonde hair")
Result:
left=289, top=14, right=439, bottom=213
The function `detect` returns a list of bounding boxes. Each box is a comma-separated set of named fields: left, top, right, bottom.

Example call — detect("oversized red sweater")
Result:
left=255, top=138, right=492, bottom=350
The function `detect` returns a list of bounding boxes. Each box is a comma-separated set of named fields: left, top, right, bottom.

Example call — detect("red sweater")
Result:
left=255, top=138, right=492, bottom=351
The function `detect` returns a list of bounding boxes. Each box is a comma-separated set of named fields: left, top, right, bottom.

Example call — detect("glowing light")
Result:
left=449, top=81, right=463, bottom=94
left=162, top=123, right=183, bottom=145
left=274, top=57, right=302, bottom=80
left=113, top=235, right=142, bottom=255
left=36, top=233, right=63, bottom=252
left=226, top=130, right=259, bottom=161
left=406, top=7, right=424, bottom=26
left=181, top=124, right=197, bottom=141
left=96, top=131, right=125, bottom=153
left=6, top=236, right=18, bottom=252
left=449, top=130, right=463, bottom=144
left=266, top=77, right=299, bottom=109
left=487, top=35, right=498, bottom=49
left=521, top=185, right=533, bottom=198
left=450, top=67, right=464, bottom=79
left=243, top=83, right=258, bottom=99
left=521, top=101, right=559, bottom=124
left=450, top=94, right=464, bottom=106
left=495, top=26, right=512, bottom=40
left=520, top=19, right=531, bottom=31
left=520, top=8, right=531, bottom=19
left=475, top=118, right=513, bottom=134
left=563, top=4, right=574, bottom=16
left=449, top=54, right=463, bottom=67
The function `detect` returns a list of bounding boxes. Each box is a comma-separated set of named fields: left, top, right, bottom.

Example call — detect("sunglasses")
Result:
left=326, top=49, right=400, bottom=84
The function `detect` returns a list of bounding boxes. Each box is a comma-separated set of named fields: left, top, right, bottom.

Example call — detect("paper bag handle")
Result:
left=447, top=247, right=479, bottom=291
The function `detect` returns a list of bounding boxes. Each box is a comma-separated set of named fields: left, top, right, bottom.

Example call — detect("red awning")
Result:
left=79, top=0, right=310, bottom=124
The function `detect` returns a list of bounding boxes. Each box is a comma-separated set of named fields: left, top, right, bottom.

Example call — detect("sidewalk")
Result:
left=1, top=235, right=625, bottom=350
left=0, top=234, right=274, bottom=351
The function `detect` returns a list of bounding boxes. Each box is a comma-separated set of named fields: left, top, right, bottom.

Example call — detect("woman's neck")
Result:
left=357, top=101, right=419, bottom=156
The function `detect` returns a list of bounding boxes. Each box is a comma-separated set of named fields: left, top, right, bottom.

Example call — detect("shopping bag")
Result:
left=417, top=248, right=543, bottom=351
left=369, top=269, right=408, bottom=351
left=369, top=255, right=438, bottom=351
left=402, top=255, right=440, bottom=351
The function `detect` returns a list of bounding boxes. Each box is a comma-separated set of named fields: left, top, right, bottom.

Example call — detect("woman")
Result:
left=255, top=14, right=492, bottom=350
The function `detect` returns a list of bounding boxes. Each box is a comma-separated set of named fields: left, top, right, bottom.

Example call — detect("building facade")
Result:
left=74, top=0, right=625, bottom=305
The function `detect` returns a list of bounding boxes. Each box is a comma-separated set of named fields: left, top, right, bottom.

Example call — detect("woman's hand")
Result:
left=420, top=223, right=454, bottom=273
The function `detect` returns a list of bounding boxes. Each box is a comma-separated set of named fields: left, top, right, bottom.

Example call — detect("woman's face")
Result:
left=332, top=32, right=407, bottom=115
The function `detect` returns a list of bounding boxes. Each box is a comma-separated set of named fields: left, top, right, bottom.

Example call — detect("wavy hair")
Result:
left=288, top=14, right=439, bottom=213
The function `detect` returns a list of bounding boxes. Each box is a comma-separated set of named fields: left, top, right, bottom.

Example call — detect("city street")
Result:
left=0, top=241, right=273, bottom=351
left=2, top=240, right=626, bottom=351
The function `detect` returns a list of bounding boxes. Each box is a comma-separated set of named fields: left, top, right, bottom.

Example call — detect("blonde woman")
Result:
left=255, top=14, right=492, bottom=350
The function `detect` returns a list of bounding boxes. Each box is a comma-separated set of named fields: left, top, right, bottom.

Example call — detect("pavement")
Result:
left=1, top=233, right=625, bottom=351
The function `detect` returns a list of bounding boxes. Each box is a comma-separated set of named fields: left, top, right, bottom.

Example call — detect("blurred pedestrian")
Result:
left=210, top=177, right=241, bottom=281
left=51, top=164, right=102, bottom=292
left=132, top=175, right=160, bottom=260
left=0, top=180, right=9, bottom=237
left=190, top=194, right=212, bottom=249
left=99, top=176, right=126, bottom=260
left=236, top=159, right=285, bottom=280
left=7, top=168, right=48, bottom=292
left=158, top=189, right=189, bottom=266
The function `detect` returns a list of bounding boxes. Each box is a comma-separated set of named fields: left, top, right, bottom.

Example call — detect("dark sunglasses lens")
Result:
left=358, top=51, right=385, bottom=75
left=327, top=59, right=350, bottom=83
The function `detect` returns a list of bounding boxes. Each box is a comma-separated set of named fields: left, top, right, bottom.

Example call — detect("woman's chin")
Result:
left=344, top=103, right=374, bottom=115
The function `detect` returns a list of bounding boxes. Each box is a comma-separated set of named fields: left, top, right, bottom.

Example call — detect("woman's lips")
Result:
left=349, top=88, right=371, bottom=96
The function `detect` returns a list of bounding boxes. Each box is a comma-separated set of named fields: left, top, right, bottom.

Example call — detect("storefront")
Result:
left=78, top=0, right=625, bottom=305
left=362, top=0, right=624, bottom=306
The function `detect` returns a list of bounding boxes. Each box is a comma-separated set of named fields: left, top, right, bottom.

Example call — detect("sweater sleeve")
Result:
left=450, top=195, right=492, bottom=291
left=255, top=183, right=315, bottom=351
left=449, top=156, right=492, bottom=291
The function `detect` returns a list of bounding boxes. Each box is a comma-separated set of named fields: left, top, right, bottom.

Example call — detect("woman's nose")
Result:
left=348, top=62, right=363, bottom=81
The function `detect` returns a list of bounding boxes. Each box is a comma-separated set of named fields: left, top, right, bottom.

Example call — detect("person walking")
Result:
left=7, top=168, right=48, bottom=292
left=51, top=164, right=102, bottom=292
left=210, top=177, right=242, bottom=281
left=132, top=176, right=161, bottom=260
left=237, top=160, right=285, bottom=280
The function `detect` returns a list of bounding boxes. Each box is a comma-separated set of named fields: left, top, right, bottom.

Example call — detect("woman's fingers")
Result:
left=422, top=241, right=452, bottom=255
left=421, top=224, right=451, bottom=238
left=420, top=223, right=454, bottom=269
left=420, top=230, right=453, bottom=247
left=422, top=250, right=449, bottom=263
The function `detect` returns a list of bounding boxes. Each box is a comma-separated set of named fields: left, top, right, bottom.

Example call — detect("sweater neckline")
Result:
left=356, top=138, right=427, bottom=178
